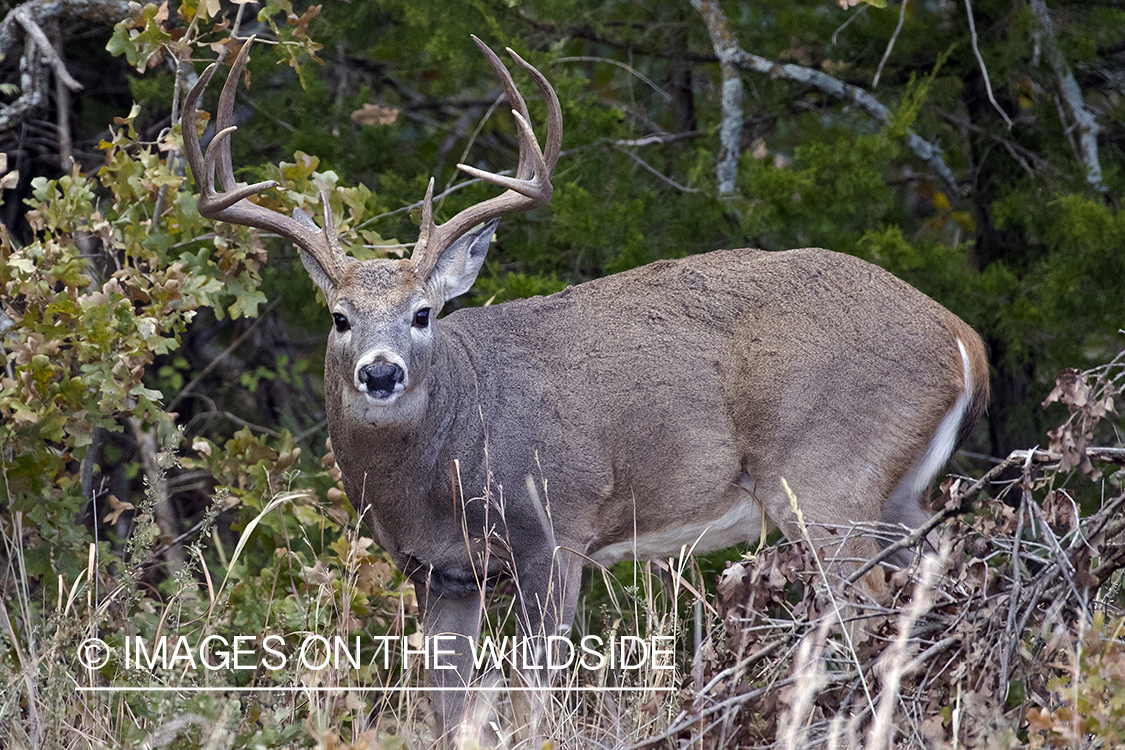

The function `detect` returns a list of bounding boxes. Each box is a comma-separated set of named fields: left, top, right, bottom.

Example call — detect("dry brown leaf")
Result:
left=351, top=104, right=400, bottom=127
left=102, top=494, right=135, bottom=525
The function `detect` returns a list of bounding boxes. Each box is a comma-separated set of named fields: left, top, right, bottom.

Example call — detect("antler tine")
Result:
left=416, top=177, right=438, bottom=253
left=471, top=35, right=533, bottom=180
left=456, top=111, right=549, bottom=198
left=214, top=37, right=251, bottom=193
left=503, top=47, right=562, bottom=174
left=183, top=40, right=279, bottom=214
left=412, top=38, right=561, bottom=278
left=181, top=38, right=351, bottom=286
left=182, top=63, right=221, bottom=197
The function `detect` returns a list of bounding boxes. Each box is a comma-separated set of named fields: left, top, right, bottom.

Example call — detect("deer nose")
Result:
left=358, top=362, right=404, bottom=397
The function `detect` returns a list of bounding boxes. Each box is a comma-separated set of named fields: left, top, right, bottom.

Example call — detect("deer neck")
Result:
left=329, top=332, right=484, bottom=519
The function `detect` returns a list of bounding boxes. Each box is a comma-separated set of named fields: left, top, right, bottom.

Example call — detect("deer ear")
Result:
left=293, top=208, right=339, bottom=296
left=427, top=218, right=499, bottom=303
left=299, top=249, right=337, bottom=296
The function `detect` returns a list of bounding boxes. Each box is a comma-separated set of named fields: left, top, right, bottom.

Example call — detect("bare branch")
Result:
left=726, top=45, right=959, bottom=193
left=607, top=131, right=702, bottom=148
left=872, top=0, right=908, bottom=89
left=936, top=106, right=1058, bottom=177
left=963, top=0, right=1014, bottom=129
left=832, top=5, right=868, bottom=46
left=690, top=0, right=743, bottom=196
left=530, top=3, right=959, bottom=192
left=1029, top=0, right=1105, bottom=192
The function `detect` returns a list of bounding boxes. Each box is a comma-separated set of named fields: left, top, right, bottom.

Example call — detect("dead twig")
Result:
left=872, top=0, right=909, bottom=89
left=613, top=146, right=703, bottom=194
left=962, top=0, right=1013, bottom=129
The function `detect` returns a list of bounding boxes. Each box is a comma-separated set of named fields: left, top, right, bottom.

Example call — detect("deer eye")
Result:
left=412, top=308, right=431, bottom=329
left=332, top=313, right=350, bottom=332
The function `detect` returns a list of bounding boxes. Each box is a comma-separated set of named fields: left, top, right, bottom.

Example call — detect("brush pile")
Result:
left=662, top=356, right=1125, bottom=749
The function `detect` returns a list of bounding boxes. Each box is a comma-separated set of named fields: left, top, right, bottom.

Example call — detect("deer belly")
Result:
left=587, top=481, right=768, bottom=565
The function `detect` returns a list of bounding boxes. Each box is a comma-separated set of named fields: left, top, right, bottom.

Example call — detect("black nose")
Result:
left=359, top=362, right=404, bottom=397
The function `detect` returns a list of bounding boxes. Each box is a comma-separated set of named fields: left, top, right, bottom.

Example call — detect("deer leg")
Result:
left=509, top=544, right=585, bottom=744
left=419, top=588, right=487, bottom=749
left=757, top=477, right=895, bottom=645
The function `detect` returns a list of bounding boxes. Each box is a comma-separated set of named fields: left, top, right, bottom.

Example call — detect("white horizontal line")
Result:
left=77, top=686, right=674, bottom=693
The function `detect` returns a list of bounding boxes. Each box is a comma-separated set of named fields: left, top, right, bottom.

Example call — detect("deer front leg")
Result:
left=509, top=545, right=585, bottom=745
left=419, top=587, right=487, bottom=749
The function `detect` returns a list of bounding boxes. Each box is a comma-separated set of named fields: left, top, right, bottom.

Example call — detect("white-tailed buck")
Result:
left=185, top=37, right=989, bottom=746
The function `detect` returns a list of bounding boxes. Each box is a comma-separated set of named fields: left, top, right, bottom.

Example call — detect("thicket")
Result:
left=1, top=0, right=1124, bottom=747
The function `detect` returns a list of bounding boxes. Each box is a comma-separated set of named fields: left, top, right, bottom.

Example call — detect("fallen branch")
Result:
left=683, top=447, right=1125, bottom=747
left=845, top=450, right=1028, bottom=585
left=847, top=445, right=1125, bottom=587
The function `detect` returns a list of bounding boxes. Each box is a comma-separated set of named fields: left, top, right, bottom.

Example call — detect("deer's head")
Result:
left=183, top=37, right=560, bottom=420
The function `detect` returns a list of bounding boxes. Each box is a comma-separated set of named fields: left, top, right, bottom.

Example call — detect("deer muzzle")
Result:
left=358, top=361, right=405, bottom=399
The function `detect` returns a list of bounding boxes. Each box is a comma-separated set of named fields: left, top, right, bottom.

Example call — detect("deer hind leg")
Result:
left=748, top=469, right=897, bottom=616
left=880, top=340, right=976, bottom=567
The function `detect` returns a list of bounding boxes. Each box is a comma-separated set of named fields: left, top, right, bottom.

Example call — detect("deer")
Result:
left=184, top=36, right=989, bottom=747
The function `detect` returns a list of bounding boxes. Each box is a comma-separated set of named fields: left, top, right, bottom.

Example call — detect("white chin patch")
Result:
left=362, top=384, right=406, bottom=404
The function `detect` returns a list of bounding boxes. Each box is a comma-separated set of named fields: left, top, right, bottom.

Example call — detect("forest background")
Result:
left=1, top=0, right=1124, bottom=747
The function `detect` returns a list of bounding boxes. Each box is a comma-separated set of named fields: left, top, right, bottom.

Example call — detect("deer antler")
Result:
left=182, top=38, right=352, bottom=287
left=411, top=36, right=562, bottom=279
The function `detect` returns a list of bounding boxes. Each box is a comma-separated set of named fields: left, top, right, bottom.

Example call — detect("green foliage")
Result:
left=737, top=134, right=898, bottom=255
left=1027, top=613, right=1125, bottom=748
left=255, top=1, right=325, bottom=86
left=2, top=120, right=214, bottom=577
left=106, top=3, right=171, bottom=72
